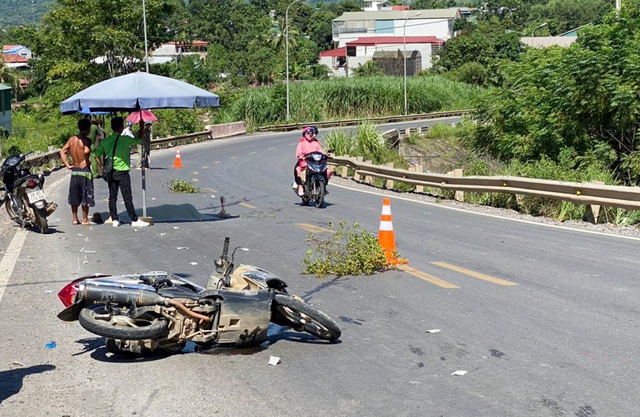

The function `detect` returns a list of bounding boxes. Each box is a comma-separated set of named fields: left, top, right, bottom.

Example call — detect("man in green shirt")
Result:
left=94, top=116, right=149, bottom=228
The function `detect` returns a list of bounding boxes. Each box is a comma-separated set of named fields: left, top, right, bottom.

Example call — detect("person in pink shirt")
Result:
left=294, top=126, right=329, bottom=196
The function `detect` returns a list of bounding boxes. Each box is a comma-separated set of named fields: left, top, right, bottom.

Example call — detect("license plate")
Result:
left=27, top=189, right=45, bottom=204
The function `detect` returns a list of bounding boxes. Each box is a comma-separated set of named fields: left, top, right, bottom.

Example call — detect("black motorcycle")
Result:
left=57, top=237, right=341, bottom=356
left=0, top=152, right=57, bottom=233
left=296, top=151, right=331, bottom=208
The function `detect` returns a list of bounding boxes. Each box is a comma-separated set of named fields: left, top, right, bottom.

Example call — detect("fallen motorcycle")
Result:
left=57, top=237, right=341, bottom=356
left=0, top=152, right=57, bottom=234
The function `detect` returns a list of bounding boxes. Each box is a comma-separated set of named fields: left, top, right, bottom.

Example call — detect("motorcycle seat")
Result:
left=158, top=286, right=202, bottom=300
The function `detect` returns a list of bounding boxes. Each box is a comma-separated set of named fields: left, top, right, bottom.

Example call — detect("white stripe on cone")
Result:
left=381, top=205, right=392, bottom=215
left=379, top=221, right=394, bottom=231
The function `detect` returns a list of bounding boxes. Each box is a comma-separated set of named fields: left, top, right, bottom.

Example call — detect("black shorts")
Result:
left=68, top=168, right=95, bottom=207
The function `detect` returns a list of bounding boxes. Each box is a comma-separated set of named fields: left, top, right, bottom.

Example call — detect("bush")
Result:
left=302, top=221, right=391, bottom=277
left=167, top=178, right=200, bottom=193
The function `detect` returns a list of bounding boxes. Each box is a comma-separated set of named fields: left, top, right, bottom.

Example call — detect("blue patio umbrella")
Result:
left=61, top=72, right=220, bottom=220
left=61, top=72, right=219, bottom=114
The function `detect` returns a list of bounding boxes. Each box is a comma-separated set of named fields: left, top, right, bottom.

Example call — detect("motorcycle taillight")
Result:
left=26, top=178, right=39, bottom=189
left=58, top=283, right=78, bottom=307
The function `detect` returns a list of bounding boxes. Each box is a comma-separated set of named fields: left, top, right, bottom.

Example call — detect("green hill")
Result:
left=0, top=0, right=50, bottom=26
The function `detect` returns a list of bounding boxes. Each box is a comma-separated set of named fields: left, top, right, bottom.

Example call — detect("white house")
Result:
left=363, top=0, right=392, bottom=11
left=2, top=45, right=33, bottom=59
left=332, top=9, right=460, bottom=47
left=319, top=36, right=444, bottom=77
left=150, top=41, right=208, bottom=64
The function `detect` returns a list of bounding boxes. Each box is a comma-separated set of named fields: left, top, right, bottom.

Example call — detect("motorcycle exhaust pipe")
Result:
left=80, top=285, right=170, bottom=306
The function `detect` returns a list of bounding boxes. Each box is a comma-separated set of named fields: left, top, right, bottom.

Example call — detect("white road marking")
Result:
left=0, top=230, right=28, bottom=303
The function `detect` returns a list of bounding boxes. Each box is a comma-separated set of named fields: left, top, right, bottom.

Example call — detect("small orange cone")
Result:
left=378, top=198, right=407, bottom=265
left=171, top=147, right=183, bottom=168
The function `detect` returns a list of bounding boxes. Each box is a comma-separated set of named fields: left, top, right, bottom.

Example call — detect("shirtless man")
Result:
left=59, top=118, right=95, bottom=225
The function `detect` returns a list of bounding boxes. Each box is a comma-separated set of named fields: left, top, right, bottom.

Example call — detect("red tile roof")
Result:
left=319, top=47, right=347, bottom=57
left=2, top=45, right=20, bottom=52
left=347, top=36, right=445, bottom=46
left=1, top=54, right=29, bottom=63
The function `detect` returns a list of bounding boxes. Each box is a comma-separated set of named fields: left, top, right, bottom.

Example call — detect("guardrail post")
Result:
left=415, top=164, right=424, bottom=193
left=447, top=168, right=464, bottom=202
left=584, top=180, right=605, bottom=224
left=385, top=163, right=394, bottom=189
left=354, top=156, right=364, bottom=181
left=364, top=160, right=374, bottom=184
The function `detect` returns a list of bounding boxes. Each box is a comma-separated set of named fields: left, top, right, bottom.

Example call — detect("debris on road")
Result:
left=451, top=370, right=467, bottom=376
left=268, top=356, right=281, bottom=366
left=426, top=329, right=441, bottom=334
left=45, top=341, right=57, bottom=349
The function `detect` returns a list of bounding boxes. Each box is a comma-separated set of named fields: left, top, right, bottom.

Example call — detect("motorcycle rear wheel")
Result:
left=79, top=304, right=168, bottom=340
left=33, top=206, right=48, bottom=234
left=273, top=294, right=341, bottom=342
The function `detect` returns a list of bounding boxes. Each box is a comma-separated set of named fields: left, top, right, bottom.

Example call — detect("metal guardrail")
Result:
left=256, top=110, right=473, bottom=132
left=330, top=156, right=640, bottom=212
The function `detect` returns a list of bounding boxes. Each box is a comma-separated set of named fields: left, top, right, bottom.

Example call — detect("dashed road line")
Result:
left=296, top=223, right=335, bottom=234
left=239, top=202, right=256, bottom=209
left=432, top=262, right=518, bottom=286
left=397, top=264, right=459, bottom=289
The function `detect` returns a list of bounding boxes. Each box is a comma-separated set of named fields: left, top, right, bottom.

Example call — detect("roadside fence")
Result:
left=329, top=155, right=640, bottom=224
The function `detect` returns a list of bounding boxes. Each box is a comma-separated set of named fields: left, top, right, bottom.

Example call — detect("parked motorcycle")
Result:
left=0, top=152, right=57, bottom=234
left=57, top=237, right=341, bottom=356
left=294, top=151, right=331, bottom=208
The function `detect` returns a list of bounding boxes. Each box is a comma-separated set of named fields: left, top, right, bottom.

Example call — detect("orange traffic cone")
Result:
left=171, top=147, right=183, bottom=168
left=378, top=198, right=407, bottom=265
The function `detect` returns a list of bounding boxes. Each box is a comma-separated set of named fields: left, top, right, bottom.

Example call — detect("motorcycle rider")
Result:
left=293, top=126, right=330, bottom=197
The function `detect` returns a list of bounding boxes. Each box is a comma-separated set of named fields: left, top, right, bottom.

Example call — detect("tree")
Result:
left=32, top=0, right=177, bottom=82
left=471, top=1, right=640, bottom=183
left=353, top=61, right=384, bottom=77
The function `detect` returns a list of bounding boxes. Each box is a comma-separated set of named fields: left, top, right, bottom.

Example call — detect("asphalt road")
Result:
left=1, top=120, right=639, bottom=416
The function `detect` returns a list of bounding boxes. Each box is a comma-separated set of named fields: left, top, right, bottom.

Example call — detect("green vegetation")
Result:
left=167, top=178, right=200, bottom=193
left=302, top=221, right=391, bottom=277
left=218, top=76, right=481, bottom=129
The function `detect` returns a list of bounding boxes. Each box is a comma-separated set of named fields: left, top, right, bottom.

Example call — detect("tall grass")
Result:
left=218, top=75, right=482, bottom=128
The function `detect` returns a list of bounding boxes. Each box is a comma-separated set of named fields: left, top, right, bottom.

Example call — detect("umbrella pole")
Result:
left=141, top=117, right=147, bottom=219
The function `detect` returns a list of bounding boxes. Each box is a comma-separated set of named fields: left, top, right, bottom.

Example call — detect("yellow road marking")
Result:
left=268, top=147, right=276, bottom=150
left=249, top=151, right=257, bottom=155
left=201, top=187, right=217, bottom=193
left=191, top=178, right=199, bottom=183
left=397, top=265, right=459, bottom=289
left=202, top=166, right=209, bottom=169
left=239, top=202, right=256, bottom=209
left=431, top=262, right=518, bottom=286
left=231, top=156, right=238, bottom=159
left=296, top=223, right=335, bottom=234
left=214, top=161, right=221, bottom=164
left=192, top=171, right=199, bottom=175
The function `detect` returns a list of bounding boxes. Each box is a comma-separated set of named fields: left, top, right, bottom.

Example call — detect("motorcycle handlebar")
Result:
left=222, top=237, right=230, bottom=257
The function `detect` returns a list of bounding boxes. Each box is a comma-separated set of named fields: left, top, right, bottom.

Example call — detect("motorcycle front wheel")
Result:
left=273, top=294, right=341, bottom=342
left=32, top=206, right=48, bottom=234
left=314, top=180, right=325, bottom=209
left=79, top=304, right=168, bottom=340
left=5, top=198, right=24, bottom=227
